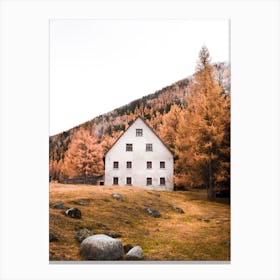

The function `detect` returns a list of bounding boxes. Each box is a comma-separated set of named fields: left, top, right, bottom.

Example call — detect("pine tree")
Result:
left=176, top=46, right=230, bottom=199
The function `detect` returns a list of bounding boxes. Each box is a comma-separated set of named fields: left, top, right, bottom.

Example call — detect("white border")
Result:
left=0, top=1, right=279, bottom=279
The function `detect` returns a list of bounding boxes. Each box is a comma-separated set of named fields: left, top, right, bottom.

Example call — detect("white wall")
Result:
left=105, top=117, right=174, bottom=190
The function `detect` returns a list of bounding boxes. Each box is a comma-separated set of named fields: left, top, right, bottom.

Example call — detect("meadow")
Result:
left=49, top=183, right=230, bottom=261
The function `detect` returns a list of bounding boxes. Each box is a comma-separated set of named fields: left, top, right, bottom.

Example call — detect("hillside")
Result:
left=49, top=62, right=230, bottom=184
left=49, top=183, right=230, bottom=261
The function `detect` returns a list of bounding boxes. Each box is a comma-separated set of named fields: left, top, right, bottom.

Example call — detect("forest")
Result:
left=49, top=46, right=230, bottom=200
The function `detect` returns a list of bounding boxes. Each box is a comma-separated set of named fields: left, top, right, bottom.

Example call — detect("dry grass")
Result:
left=49, top=183, right=230, bottom=261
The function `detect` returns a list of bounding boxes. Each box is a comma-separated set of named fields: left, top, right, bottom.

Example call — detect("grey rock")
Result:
left=146, top=208, right=161, bottom=218
left=112, top=193, right=123, bottom=201
left=49, top=232, right=58, bottom=242
left=75, top=228, right=93, bottom=243
left=65, top=207, right=82, bottom=219
left=126, top=246, right=144, bottom=260
left=72, top=199, right=90, bottom=206
left=50, top=201, right=64, bottom=209
left=171, top=205, right=185, bottom=214
left=80, top=234, right=123, bottom=260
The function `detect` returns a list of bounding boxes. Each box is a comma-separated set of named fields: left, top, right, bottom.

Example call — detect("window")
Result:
left=147, top=161, right=152, bottom=169
left=126, top=161, right=132, bottom=168
left=160, top=177, right=165, bottom=185
left=160, top=161, right=165, bottom=169
left=136, top=129, right=143, bottom=137
left=126, top=144, right=133, bottom=151
left=126, top=177, right=132, bottom=185
left=146, top=177, right=152, bottom=185
left=146, top=143, right=153, bottom=151
left=113, top=161, right=119, bottom=169
left=113, top=177, right=119, bottom=185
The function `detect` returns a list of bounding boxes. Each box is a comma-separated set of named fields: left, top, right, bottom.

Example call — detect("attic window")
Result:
left=160, top=161, right=165, bottom=168
left=113, top=161, right=119, bottom=169
left=136, top=129, right=143, bottom=137
left=126, top=144, right=133, bottom=151
left=146, top=143, right=153, bottom=152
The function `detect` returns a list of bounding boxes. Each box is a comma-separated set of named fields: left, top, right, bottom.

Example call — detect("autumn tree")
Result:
left=61, top=128, right=104, bottom=183
left=176, top=46, right=230, bottom=200
left=159, top=104, right=182, bottom=157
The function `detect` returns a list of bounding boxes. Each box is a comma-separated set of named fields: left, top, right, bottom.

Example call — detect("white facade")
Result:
left=104, top=117, right=174, bottom=191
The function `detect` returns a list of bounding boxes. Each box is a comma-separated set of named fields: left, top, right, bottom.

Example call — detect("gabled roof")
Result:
left=104, top=116, right=173, bottom=157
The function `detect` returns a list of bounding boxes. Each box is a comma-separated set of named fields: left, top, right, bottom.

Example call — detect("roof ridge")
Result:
left=104, top=115, right=173, bottom=157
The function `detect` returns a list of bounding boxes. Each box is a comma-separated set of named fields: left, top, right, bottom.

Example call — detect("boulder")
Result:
left=145, top=208, right=161, bottom=218
left=80, top=234, right=123, bottom=260
left=171, top=205, right=185, bottom=214
left=75, top=228, right=93, bottom=243
left=112, top=193, right=123, bottom=201
left=126, top=246, right=144, bottom=260
left=65, top=207, right=82, bottom=219
left=49, top=232, right=58, bottom=242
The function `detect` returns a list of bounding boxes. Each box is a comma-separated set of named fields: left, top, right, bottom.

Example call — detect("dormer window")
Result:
left=136, top=129, right=143, bottom=137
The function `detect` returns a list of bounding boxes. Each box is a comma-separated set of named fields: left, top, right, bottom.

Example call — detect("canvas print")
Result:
left=49, top=19, right=230, bottom=261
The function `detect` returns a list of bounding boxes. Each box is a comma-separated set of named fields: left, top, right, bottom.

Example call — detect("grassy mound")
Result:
left=49, top=183, right=230, bottom=261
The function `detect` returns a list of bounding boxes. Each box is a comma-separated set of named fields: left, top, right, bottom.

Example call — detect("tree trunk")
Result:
left=207, top=153, right=215, bottom=201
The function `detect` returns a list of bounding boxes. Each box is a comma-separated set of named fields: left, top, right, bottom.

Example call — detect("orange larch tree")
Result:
left=176, top=46, right=230, bottom=199
left=61, top=128, right=104, bottom=183
left=159, top=104, right=182, bottom=157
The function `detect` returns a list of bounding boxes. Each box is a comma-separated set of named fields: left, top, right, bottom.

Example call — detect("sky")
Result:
left=50, top=19, right=229, bottom=136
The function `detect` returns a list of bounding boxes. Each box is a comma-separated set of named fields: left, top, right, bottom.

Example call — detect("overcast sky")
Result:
left=50, top=19, right=229, bottom=135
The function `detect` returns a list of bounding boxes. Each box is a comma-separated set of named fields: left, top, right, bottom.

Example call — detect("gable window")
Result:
left=146, top=177, right=152, bottom=186
left=160, top=161, right=165, bottom=169
left=113, top=161, right=119, bottom=169
left=126, top=144, right=133, bottom=151
left=146, top=143, right=153, bottom=152
left=136, top=129, right=143, bottom=137
left=126, top=161, right=132, bottom=168
left=160, top=177, right=165, bottom=185
left=113, top=177, right=119, bottom=185
left=126, top=177, right=132, bottom=185
left=147, top=161, right=152, bottom=169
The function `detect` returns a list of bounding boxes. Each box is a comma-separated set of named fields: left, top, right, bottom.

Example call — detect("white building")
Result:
left=104, top=116, right=174, bottom=191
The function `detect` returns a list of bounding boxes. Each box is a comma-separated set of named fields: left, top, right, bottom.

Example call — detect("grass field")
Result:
left=49, top=183, right=230, bottom=261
